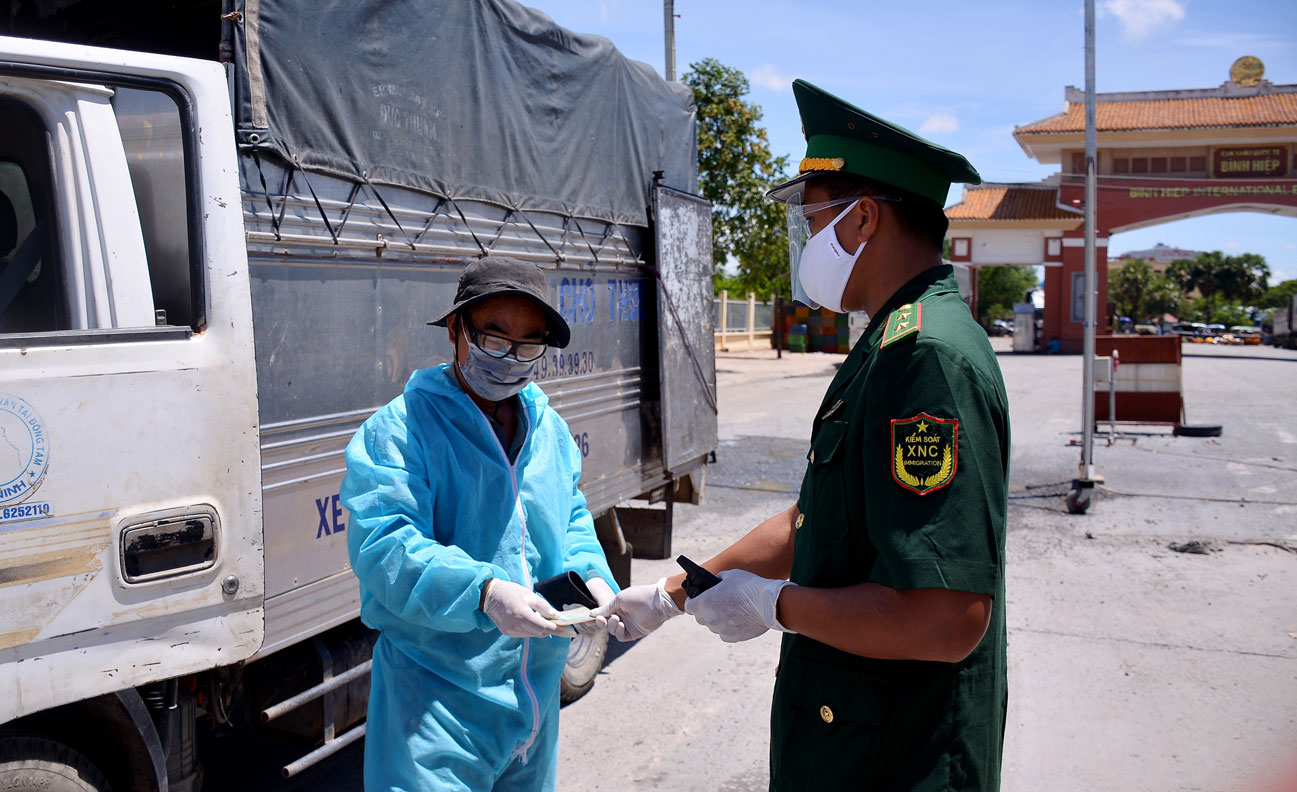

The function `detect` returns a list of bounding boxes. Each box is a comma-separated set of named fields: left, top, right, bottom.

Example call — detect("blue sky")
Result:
left=524, top=0, right=1297, bottom=283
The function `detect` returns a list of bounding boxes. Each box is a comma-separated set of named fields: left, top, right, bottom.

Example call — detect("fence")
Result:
left=713, top=291, right=774, bottom=351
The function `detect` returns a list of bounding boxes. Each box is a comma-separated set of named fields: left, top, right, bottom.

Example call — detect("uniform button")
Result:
left=795, top=514, right=805, bottom=529
left=810, top=450, right=816, bottom=463
left=820, top=705, right=834, bottom=723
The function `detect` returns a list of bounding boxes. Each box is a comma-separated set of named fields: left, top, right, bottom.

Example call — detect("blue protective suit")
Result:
left=341, top=364, right=618, bottom=791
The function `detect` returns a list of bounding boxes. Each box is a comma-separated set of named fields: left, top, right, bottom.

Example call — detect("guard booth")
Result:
left=1012, top=301, right=1036, bottom=353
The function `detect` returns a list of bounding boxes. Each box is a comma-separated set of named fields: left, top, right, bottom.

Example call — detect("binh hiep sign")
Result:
left=1212, top=145, right=1289, bottom=178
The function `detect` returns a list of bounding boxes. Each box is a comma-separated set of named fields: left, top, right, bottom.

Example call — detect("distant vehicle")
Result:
left=1229, top=326, right=1262, bottom=345
left=1273, top=296, right=1297, bottom=349
left=1206, top=323, right=1227, bottom=336
left=1134, top=323, right=1159, bottom=335
left=1172, top=322, right=1208, bottom=340
left=986, top=319, right=1013, bottom=336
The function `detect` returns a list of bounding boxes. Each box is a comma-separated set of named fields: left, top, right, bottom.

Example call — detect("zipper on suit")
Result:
left=471, top=394, right=542, bottom=763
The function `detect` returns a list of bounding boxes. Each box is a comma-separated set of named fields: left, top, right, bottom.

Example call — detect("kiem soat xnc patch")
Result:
left=890, top=413, right=958, bottom=495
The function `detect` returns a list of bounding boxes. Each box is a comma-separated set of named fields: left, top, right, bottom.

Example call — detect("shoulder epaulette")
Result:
left=879, top=302, right=921, bottom=349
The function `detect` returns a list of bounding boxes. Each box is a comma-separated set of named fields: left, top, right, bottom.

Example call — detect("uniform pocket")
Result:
left=803, top=420, right=849, bottom=543
left=770, top=657, right=885, bottom=790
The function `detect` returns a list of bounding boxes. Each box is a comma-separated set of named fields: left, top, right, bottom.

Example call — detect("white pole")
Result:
left=1080, top=0, right=1098, bottom=482
left=747, top=292, right=756, bottom=349
left=719, top=289, right=728, bottom=349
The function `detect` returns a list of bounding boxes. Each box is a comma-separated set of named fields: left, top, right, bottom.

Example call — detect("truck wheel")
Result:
left=0, top=735, right=110, bottom=792
left=559, top=629, right=609, bottom=705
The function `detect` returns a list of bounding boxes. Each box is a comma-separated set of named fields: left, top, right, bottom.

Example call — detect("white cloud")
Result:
left=1100, top=0, right=1186, bottom=40
left=920, top=113, right=960, bottom=136
left=1284, top=243, right=1296, bottom=250
left=1225, top=241, right=1241, bottom=249
left=749, top=64, right=794, bottom=92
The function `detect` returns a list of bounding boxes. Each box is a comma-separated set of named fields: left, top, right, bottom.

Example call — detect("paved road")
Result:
left=208, top=340, right=1297, bottom=791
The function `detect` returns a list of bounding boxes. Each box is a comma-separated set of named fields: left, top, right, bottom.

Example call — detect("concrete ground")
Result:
left=221, top=338, right=1297, bottom=791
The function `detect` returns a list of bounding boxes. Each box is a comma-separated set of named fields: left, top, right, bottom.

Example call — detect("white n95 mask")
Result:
left=786, top=197, right=865, bottom=313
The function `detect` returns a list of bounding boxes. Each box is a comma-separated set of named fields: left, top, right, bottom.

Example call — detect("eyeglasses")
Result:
left=785, top=193, right=903, bottom=244
left=462, top=317, right=548, bottom=362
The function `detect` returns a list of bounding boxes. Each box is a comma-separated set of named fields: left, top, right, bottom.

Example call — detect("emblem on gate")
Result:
left=0, top=393, right=50, bottom=506
left=890, top=413, right=957, bottom=495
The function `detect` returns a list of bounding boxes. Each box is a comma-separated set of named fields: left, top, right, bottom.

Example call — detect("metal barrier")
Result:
left=1092, top=335, right=1183, bottom=426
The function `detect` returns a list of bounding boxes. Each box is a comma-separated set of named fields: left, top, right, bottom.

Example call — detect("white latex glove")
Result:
left=572, top=577, right=616, bottom=636
left=684, top=568, right=796, bottom=643
left=595, top=577, right=683, bottom=642
left=482, top=579, right=569, bottom=638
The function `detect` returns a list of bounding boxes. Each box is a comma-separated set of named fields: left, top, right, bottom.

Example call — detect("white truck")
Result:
left=0, top=1, right=716, bottom=788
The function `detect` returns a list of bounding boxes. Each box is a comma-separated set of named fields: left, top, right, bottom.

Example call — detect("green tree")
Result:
left=1144, top=275, right=1185, bottom=322
left=975, top=266, right=1038, bottom=327
left=1167, top=251, right=1270, bottom=321
left=684, top=59, right=792, bottom=298
left=1207, top=303, right=1253, bottom=328
left=1109, top=259, right=1154, bottom=321
left=1261, top=278, right=1297, bottom=309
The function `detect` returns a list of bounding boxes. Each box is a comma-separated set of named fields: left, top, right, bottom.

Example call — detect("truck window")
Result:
left=0, top=78, right=202, bottom=343
left=0, top=99, right=64, bottom=334
left=111, top=86, right=195, bottom=329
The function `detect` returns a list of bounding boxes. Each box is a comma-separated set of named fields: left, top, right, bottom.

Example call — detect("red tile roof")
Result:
left=1017, top=92, right=1297, bottom=134
left=945, top=184, right=1080, bottom=221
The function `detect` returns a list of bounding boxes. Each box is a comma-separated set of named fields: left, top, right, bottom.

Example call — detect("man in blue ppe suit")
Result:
left=342, top=256, right=619, bottom=791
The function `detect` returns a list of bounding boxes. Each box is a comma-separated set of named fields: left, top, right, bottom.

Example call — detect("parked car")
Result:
left=1172, top=322, right=1208, bottom=341
left=986, top=319, right=1013, bottom=336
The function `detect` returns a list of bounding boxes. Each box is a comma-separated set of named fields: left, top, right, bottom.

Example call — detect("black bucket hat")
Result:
left=428, top=256, right=571, bottom=348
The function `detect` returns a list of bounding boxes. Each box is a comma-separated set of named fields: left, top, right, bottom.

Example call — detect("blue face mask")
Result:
left=456, top=324, right=537, bottom=402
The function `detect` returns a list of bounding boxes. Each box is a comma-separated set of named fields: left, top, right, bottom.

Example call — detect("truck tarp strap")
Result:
left=295, top=158, right=338, bottom=245
left=413, top=198, right=447, bottom=245
left=250, top=150, right=281, bottom=239
left=513, top=206, right=563, bottom=262
left=449, top=199, right=488, bottom=258
left=363, top=177, right=415, bottom=250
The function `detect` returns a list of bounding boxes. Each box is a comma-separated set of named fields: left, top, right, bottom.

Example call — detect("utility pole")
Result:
left=663, top=0, right=676, bottom=82
left=1070, top=0, right=1099, bottom=514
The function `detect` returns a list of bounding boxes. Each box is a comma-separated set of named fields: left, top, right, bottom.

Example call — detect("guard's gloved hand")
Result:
left=571, top=577, right=616, bottom=636
left=595, top=577, right=683, bottom=642
left=685, top=569, right=796, bottom=643
left=481, top=579, right=569, bottom=638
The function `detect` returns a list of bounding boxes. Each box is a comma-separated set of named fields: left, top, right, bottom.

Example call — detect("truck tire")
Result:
left=0, top=735, right=111, bottom=792
left=559, top=630, right=608, bottom=705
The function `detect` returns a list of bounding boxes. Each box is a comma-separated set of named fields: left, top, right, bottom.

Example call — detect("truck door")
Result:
left=653, top=185, right=718, bottom=475
left=0, top=38, right=263, bottom=723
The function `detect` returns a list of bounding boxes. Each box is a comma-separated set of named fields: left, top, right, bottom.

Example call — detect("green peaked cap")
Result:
left=767, top=79, right=981, bottom=207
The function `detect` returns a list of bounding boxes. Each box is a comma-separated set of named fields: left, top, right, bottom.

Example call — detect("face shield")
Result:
left=784, top=194, right=870, bottom=308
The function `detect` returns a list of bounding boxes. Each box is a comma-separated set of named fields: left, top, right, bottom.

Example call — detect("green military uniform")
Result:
left=772, top=264, right=1009, bottom=790
left=766, top=82, right=1009, bottom=791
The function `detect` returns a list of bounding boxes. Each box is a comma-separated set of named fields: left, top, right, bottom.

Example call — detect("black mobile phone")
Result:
left=676, top=555, right=722, bottom=599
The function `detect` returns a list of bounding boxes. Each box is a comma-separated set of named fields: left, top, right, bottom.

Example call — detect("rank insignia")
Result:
left=890, top=413, right=958, bottom=495
left=880, top=302, right=921, bottom=348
